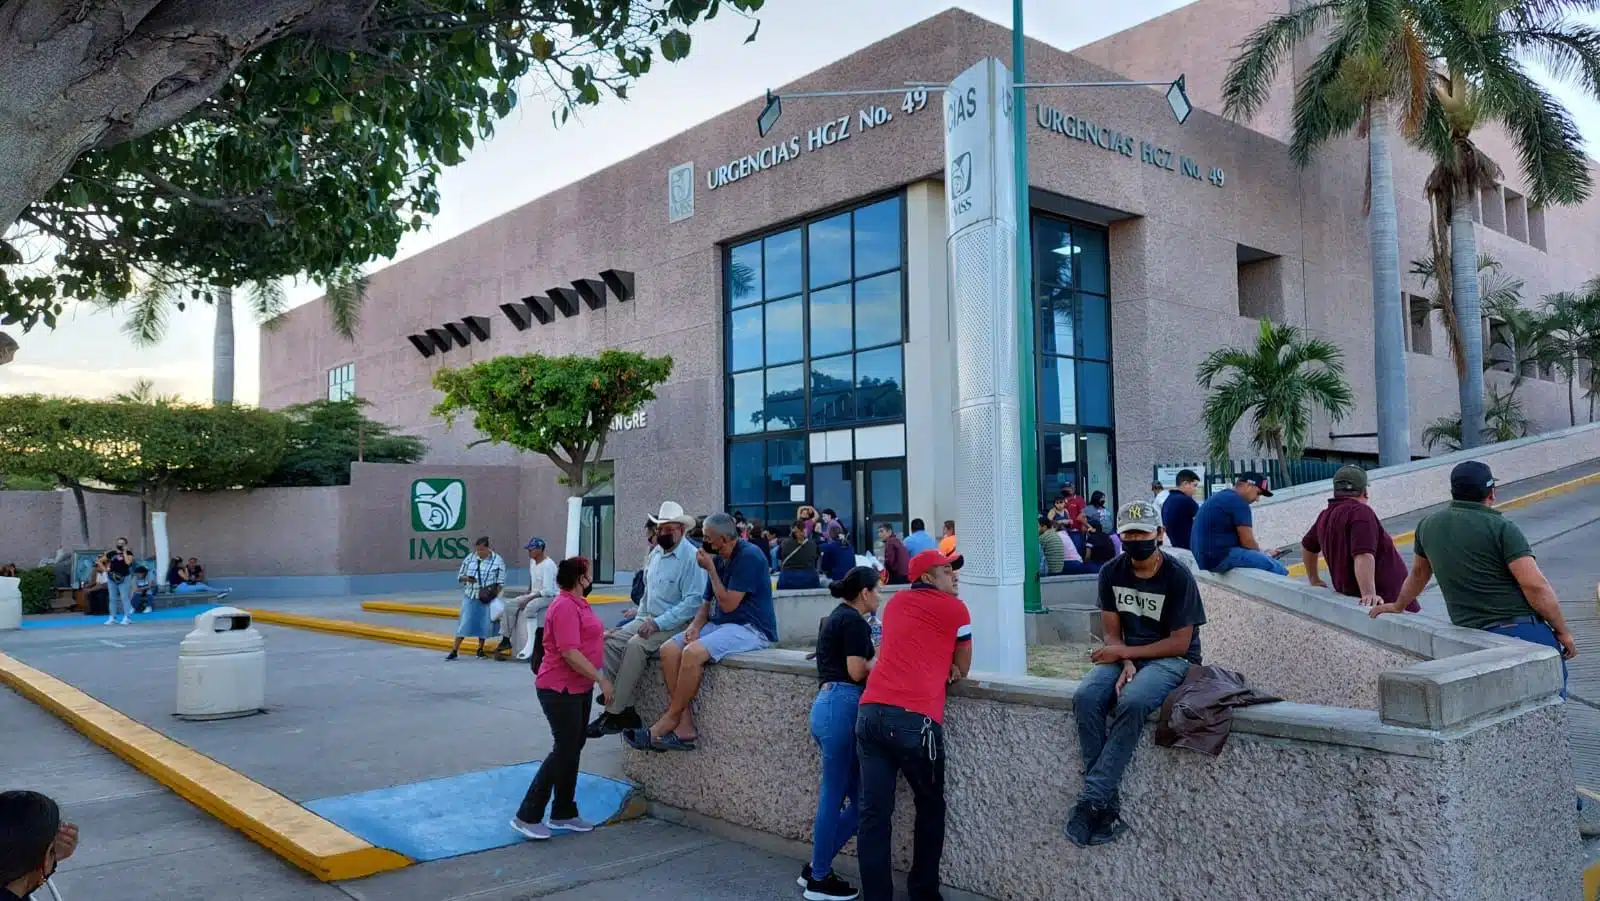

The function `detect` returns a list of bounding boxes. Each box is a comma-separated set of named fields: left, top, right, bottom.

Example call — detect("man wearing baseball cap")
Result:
left=1300, top=466, right=1418, bottom=613
left=855, top=549, right=971, bottom=901
left=1066, top=500, right=1204, bottom=847
left=1370, top=461, right=1576, bottom=688
left=495, top=537, right=559, bottom=662
left=1189, top=472, right=1288, bottom=576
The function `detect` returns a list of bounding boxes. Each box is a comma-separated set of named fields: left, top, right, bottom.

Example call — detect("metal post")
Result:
left=1012, top=0, right=1043, bottom=614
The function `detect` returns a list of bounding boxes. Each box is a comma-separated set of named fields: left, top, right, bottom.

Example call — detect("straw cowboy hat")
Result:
left=649, top=501, right=697, bottom=528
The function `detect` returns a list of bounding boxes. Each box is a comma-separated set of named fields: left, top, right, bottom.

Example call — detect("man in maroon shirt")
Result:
left=1300, top=466, right=1418, bottom=612
left=855, top=550, right=971, bottom=901
left=877, top=522, right=909, bottom=585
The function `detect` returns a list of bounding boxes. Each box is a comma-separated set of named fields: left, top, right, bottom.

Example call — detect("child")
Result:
left=131, top=565, right=156, bottom=613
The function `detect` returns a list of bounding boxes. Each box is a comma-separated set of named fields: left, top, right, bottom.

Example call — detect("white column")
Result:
left=945, top=58, right=1026, bottom=675
left=563, top=495, right=583, bottom=559
left=152, top=511, right=170, bottom=587
left=903, top=180, right=956, bottom=532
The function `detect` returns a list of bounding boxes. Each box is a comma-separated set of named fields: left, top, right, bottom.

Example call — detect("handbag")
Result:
left=474, top=559, right=501, bottom=603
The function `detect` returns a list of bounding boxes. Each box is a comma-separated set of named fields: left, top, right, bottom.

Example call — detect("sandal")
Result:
left=656, top=733, right=698, bottom=752
left=622, top=728, right=663, bottom=752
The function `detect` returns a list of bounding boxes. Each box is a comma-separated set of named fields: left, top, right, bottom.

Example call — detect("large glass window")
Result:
left=1034, top=213, right=1114, bottom=509
left=723, top=194, right=907, bottom=529
left=327, top=363, right=355, bottom=402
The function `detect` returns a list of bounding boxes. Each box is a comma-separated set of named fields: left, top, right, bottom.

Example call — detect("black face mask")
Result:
left=1124, top=538, right=1160, bottom=561
left=657, top=533, right=676, bottom=551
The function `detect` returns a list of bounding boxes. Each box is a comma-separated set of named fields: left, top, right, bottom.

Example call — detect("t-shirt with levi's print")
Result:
left=1097, top=551, right=1206, bottom=664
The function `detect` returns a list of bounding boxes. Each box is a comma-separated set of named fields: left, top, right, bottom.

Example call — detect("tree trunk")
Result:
left=67, top=481, right=89, bottom=547
left=140, top=497, right=150, bottom=558
left=1451, top=182, right=1487, bottom=448
left=1569, top=359, right=1578, bottom=427
left=1367, top=106, right=1410, bottom=467
left=213, top=286, right=235, bottom=404
left=1276, top=447, right=1293, bottom=490
left=0, top=1, right=349, bottom=233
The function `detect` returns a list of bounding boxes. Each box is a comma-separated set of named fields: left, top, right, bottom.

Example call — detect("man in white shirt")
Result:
left=495, top=537, right=558, bottom=662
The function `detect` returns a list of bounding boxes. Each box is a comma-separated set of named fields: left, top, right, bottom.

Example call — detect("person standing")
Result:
left=1066, top=502, right=1204, bottom=847
left=1062, top=485, right=1088, bottom=555
left=801, top=566, right=881, bottom=901
left=1189, top=473, right=1287, bottom=575
left=510, top=557, right=613, bottom=841
left=1150, top=481, right=1170, bottom=511
left=818, top=524, right=854, bottom=583
left=855, top=549, right=971, bottom=901
left=903, top=519, right=936, bottom=557
left=496, top=538, right=558, bottom=662
left=107, top=538, right=134, bottom=620
left=1300, top=466, right=1418, bottom=613
left=1085, top=491, right=1112, bottom=532
left=1369, top=461, right=1576, bottom=687
left=449, top=537, right=505, bottom=661
left=1161, top=470, right=1202, bottom=550
left=877, top=523, right=909, bottom=585
left=588, top=502, right=706, bottom=737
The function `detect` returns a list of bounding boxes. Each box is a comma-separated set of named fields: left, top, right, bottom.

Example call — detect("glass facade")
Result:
left=1034, top=213, right=1116, bottom=508
left=725, top=194, right=907, bottom=532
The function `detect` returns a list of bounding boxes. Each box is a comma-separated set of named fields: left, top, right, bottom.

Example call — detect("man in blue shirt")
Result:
left=1161, top=469, right=1202, bottom=550
left=625, top=511, right=775, bottom=752
left=903, top=518, right=937, bottom=556
left=1189, top=473, right=1288, bottom=575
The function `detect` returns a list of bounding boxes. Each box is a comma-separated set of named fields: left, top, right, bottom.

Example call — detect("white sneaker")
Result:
left=510, top=817, right=552, bottom=840
left=118, top=617, right=132, bottom=626
left=104, top=617, right=116, bottom=625
left=549, top=816, right=595, bottom=833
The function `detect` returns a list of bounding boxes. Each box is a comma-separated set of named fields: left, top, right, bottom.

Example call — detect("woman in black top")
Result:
left=1084, top=516, right=1119, bottom=564
left=777, top=522, right=821, bottom=590
left=802, top=566, right=879, bottom=900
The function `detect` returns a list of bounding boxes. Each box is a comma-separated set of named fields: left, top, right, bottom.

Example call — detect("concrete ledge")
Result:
left=1379, top=643, right=1565, bottom=729
left=0, top=651, right=410, bottom=881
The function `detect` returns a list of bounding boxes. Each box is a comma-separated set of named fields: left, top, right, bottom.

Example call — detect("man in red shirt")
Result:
left=1063, top=485, right=1088, bottom=557
left=855, top=550, right=972, bottom=901
left=1300, top=466, right=1418, bottom=612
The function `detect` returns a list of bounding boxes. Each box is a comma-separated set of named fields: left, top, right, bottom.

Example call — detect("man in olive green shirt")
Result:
left=1370, top=461, right=1576, bottom=692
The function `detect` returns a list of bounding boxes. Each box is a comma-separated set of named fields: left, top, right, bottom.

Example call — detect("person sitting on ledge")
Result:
left=130, top=566, right=157, bottom=613
left=623, top=512, right=776, bottom=752
left=170, top=556, right=231, bottom=599
left=1065, top=501, right=1205, bottom=847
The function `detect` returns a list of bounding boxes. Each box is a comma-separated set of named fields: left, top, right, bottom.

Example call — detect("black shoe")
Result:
left=445, top=651, right=459, bottom=661
left=586, top=713, right=614, bottom=739
left=612, top=707, right=643, bottom=730
left=1064, top=800, right=1095, bottom=847
left=493, top=641, right=511, bottom=659
left=796, top=863, right=812, bottom=888
left=803, top=871, right=859, bottom=901
left=476, top=645, right=487, bottom=658
left=1086, top=806, right=1130, bottom=846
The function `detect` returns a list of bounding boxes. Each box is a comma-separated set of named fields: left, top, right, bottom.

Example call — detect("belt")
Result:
left=1483, top=614, right=1544, bottom=630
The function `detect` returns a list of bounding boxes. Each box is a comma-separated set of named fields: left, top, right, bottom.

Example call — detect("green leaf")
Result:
left=662, top=29, right=691, bottom=61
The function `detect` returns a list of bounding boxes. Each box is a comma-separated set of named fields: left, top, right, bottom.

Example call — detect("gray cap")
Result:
left=1115, top=500, right=1162, bottom=535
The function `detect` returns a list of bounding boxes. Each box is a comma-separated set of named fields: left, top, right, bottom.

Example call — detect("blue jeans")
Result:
left=107, top=578, right=134, bottom=618
left=778, top=570, right=820, bottom=591
left=1208, top=546, right=1289, bottom=576
left=175, top=582, right=218, bottom=594
left=809, top=682, right=864, bottom=878
left=1074, top=657, right=1190, bottom=806
left=1485, top=621, right=1568, bottom=698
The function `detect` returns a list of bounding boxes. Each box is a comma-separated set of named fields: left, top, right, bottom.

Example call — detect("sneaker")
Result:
left=549, top=816, right=596, bottom=833
left=804, top=871, right=859, bottom=901
left=216, top=589, right=232, bottom=600
left=104, top=617, right=116, bottom=625
left=1085, top=804, right=1130, bottom=846
left=1063, top=800, right=1095, bottom=847
left=509, top=817, right=552, bottom=841
left=585, top=713, right=614, bottom=739
left=445, top=651, right=459, bottom=661
left=118, top=617, right=132, bottom=626
left=796, top=864, right=812, bottom=888
left=476, top=645, right=487, bottom=658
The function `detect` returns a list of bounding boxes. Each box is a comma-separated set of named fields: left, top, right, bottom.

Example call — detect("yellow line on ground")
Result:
left=247, top=609, right=458, bottom=651
left=1284, top=470, right=1600, bottom=579
left=362, top=600, right=458, bottom=619
left=1587, top=858, right=1600, bottom=901
left=0, top=651, right=410, bottom=882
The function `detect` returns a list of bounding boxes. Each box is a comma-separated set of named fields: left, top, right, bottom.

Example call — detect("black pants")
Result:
left=516, top=688, right=591, bottom=823
left=856, top=702, right=946, bottom=901
left=527, top=626, right=545, bottom=673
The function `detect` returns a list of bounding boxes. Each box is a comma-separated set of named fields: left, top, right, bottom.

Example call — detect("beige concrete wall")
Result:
left=623, top=651, right=1572, bottom=901
left=166, top=487, right=343, bottom=578
left=338, top=462, right=522, bottom=574
left=0, top=490, right=143, bottom=566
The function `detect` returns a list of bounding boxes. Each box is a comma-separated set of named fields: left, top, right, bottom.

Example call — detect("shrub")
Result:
left=18, top=566, right=55, bottom=615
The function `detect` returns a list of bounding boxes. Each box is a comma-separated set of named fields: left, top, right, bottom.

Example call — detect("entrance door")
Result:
left=579, top=498, right=615, bottom=583
left=861, top=461, right=906, bottom=556
left=810, top=463, right=856, bottom=539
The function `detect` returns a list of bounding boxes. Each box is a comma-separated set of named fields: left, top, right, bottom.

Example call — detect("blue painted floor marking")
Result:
left=305, top=761, right=636, bottom=861
left=21, top=606, right=220, bottom=629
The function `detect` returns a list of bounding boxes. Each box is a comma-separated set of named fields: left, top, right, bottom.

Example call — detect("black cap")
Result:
left=1450, top=461, right=1497, bottom=501
left=1235, top=472, right=1274, bottom=497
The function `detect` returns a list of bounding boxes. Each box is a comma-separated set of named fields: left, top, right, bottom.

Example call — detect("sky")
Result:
left=5, top=0, right=1600, bottom=404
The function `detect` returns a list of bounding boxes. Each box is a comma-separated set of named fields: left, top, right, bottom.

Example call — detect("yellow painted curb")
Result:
left=0, top=651, right=410, bottom=882
left=247, top=609, right=457, bottom=651
left=1284, top=470, right=1600, bottom=579
left=362, top=600, right=458, bottom=619
left=1586, top=858, right=1600, bottom=901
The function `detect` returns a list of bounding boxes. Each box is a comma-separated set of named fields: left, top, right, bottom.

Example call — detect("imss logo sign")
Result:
left=409, top=478, right=471, bottom=560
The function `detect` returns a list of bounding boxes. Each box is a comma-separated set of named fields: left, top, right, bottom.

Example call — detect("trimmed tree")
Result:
left=0, top=396, right=143, bottom=546
left=265, top=398, right=427, bottom=487
left=432, top=351, right=672, bottom=554
left=1197, top=319, right=1355, bottom=483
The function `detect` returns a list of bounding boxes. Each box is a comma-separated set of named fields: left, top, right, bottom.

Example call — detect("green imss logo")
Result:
left=411, top=479, right=467, bottom=532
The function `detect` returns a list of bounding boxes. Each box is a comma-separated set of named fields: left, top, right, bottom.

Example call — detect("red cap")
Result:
left=908, top=549, right=963, bottom=583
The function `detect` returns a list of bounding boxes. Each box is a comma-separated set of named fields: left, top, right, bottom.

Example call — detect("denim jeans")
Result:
left=809, top=682, right=864, bottom=878
left=1486, top=621, right=1569, bottom=698
left=856, top=703, right=945, bottom=901
left=107, top=577, right=134, bottom=618
left=1073, top=657, right=1190, bottom=806
left=1208, top=546, right=1289, bottom=576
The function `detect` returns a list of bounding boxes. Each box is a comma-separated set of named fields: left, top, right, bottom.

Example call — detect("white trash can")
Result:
left=0, top=576, right=20, bottom=631
left=176, top=607, right=265, bottom=720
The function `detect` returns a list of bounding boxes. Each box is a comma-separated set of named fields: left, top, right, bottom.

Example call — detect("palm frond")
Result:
left=1287, top=23, right=1367, bottom=165
left=1506, top=23, right=1600, bottom=98
left=120, top=278, right=175, bottom=347
left=251, top=280, right=288, bottom=331
left=1477, top=61, right=1591, bottom=205
left=1221, top=1, right=1341, bottom=121
left=321, top=267, right=367, bottom=341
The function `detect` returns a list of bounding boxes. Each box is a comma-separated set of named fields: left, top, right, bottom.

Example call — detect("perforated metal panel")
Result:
left=955, top=404, right=999, bottom=582
left=953, top=229, right=995, bottom=403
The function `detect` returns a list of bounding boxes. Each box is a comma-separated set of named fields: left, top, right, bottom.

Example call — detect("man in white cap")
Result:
left=495, top=536, right=557, bottom=662
left=587, top=501, right=707, bottom=737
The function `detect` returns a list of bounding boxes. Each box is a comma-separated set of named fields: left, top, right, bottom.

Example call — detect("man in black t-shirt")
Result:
left=1066, top=501, right=1206, bottom=848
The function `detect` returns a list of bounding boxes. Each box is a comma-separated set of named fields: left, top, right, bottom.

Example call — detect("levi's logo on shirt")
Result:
left=1112, top=587, right=1165, bottom=621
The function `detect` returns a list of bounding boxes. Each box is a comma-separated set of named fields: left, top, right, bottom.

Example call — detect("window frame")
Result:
left=326, top=362, right=356, bottom=402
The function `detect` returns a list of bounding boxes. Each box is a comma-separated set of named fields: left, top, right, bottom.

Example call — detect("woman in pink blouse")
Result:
left=510, top=556, right=612, bottom=841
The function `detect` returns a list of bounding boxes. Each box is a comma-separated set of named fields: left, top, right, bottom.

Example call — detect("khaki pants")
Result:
left=604, top=617, right=683, bottom=714
left=500, top=595, right=534, bottom=642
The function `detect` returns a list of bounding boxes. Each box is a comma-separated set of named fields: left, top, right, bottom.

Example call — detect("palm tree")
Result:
left=113, top=377, right=180, bottom=406
left=1222, top=0, right=1430, bottom=467
left=108, top=268, right=366, bottom=405
left=1543, top=284, right=1600, bottom=425
left=1413, top=2, right=1598, bottom=447
left=1422, top=383, right=1530, bottom=451
left=1197, top=319, right=1356, bottom=481
left=1411, top=251, right=1524, bottom=372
